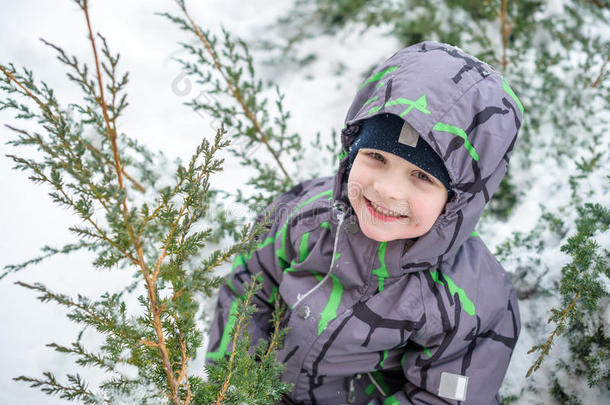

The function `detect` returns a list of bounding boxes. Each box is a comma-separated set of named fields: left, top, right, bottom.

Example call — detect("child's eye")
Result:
left=366, top=152, right=385, bottom=162
left=415, top=171, right=433, bottom=183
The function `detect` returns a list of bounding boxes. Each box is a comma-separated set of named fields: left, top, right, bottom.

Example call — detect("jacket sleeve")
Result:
left=206, top=187, right=300, bottom=362
left=371, top=278, right=520, bottom=404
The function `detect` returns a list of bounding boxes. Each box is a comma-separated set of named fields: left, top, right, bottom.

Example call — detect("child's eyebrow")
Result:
left=361, top=148, right=446, bottom=185
left=360, top=148, right=383, bottom=154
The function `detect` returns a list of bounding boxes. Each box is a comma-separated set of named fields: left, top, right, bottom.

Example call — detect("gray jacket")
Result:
left=207, top=41, right=523, bottom=404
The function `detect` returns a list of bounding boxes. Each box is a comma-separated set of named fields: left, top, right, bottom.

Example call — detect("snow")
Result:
left=1, top=0, right=608, bottom=404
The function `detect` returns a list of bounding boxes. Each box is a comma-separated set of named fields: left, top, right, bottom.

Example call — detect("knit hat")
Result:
left=348, top=113, right=452, bottom=192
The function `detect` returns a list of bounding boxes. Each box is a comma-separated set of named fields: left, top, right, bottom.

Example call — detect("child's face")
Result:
left=347, top=148, right=449, bottom=242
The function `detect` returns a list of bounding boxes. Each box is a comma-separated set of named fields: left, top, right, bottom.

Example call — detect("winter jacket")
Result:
left=207, top=41, right=523, bottom=404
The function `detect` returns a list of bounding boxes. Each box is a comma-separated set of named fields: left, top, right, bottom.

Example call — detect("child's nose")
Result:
left=374, top=173, right=409, bottom=201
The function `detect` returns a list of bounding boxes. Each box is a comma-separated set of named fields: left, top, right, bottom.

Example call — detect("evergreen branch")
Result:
left=5, top=124, right=114, bottom=213
left=199, top=243, right=248, bottom=278
left=137, top=249, right=179, bottom=403
left=185, top=226, right=254, bottom=298
left=78, top=6, right=180, bottom=401
left=0, top=64, right=145, bottom=193
left=170, top=314, right=192, bottom=405
left=526, top=290, right=581, bottom=378
left=78, top=2, right=143, bottom=276
left=1, top=241, right=92, bottom=280
left=212, top=281, right=259, bottom=405
left=261, top=298, right=287, bottom=364
left=80, top=1, right=126, bottom=200
left=176, top=330, right=190, bottom=387
left=97, top=33, right=130, bottom=125
left=137, top=180, right=184, bottom=238
left=98, top=376, right=148, bottom=398
left=5, top=152, right=139, bottom=266
left=92, top=144, right=145, bottom=193
left=500, top=0, right=514, bottom=72
left=141, top=132, right=229, bottom=404
left=47, top=342, right=116, bottom=373
left=14, top=372, right=102, bottom=403
left=38, top=38, right=97, bottom=102
left=135, top=158, right=194, bottom=241
left=67, top=224, right=136, bottom=265
left=146, top=300, right=179, bottom=403
left=585, top=0, right=607, bottom=8
left=131, top=246, right=179, bottom=402
left=153, top=202, right=189, bottom=281
left=157, top=131, right=227, bottom=276
left=0, top=64, right=53, bottom=118
left=276, top=6, right=328, bottom=56
left=174, top=1, right=293, bottom=182
left=136, top=131, right=218, bottom=239
left=15, top=281, right=158, bottom=348
left=591, top=54, right=609, bottom=88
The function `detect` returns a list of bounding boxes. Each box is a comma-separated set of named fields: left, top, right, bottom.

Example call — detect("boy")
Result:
left=207, top=41, right=523, bottom=404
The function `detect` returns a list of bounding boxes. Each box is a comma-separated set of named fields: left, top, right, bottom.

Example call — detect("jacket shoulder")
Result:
left=418, top=236, right=519, bottom=338
left=257, top=176, right=334, bottom=222
left=256, top=176, right=335, bottom=252
left=458, top=236, right=517, bottom=324
left=289, top=176, right=335, bottom=207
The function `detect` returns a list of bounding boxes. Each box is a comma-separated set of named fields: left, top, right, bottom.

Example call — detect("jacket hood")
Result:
left=333, top=41, right=524, bottom=271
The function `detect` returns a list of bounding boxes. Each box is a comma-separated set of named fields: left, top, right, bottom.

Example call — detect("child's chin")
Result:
left=360, top=225, right=397, bottom=242
left=359, top=220, right=428, bottom=242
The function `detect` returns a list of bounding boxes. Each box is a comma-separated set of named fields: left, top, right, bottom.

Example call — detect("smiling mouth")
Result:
left=364, top=197, right=409, bottom=221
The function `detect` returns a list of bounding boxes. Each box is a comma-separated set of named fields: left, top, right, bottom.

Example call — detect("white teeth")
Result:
left=369, top=200, right=405, bottom=217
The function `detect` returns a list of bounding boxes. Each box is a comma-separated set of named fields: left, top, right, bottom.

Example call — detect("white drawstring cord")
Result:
left=366, top=372, right=388, bottom=396
left=293, top=202, right=347, bottom=309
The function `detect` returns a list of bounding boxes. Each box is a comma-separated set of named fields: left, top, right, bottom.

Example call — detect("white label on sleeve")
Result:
left=438, top=372, right=468, bottom=401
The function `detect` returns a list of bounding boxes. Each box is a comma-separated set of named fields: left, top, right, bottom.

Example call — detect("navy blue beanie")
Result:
left=348, top=113, right=452, bottom=192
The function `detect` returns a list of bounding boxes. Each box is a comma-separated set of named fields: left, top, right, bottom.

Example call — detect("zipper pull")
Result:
left=347, top=373, right=362, bottom=403
left=333, top=201, right=348, bottom=223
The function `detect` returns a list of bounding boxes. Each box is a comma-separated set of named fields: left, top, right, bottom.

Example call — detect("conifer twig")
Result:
left=180, top=337, right=193, bottom=405
left=4, top=154, right=140, bottom=266
left=1, top=241, right=92, bottom=279
left=262, top=299, right=285, bottom=364
left=212, top=284, right=257, bottom=405
left=15, top=281, right=158, bottom=348
left=526, top=290, right=581, bottom=378
left=137, top=171, right=188, bottom=237
left=591, top=55, right=609, bottom=88
left=171, top=314, right=192, bottom=405
left=0, top=65, right=50, bottom=114
left=152, top=135, right=223, bottom=279
left=585, top=0, right=605, bottom=7
left=79, top=2, right=183, bottom=402
left=280, top=6, right=328, bottom=55
left=500, top=0, right=514, bottom=72
left=14, top=372, right=103, bottom=403
left=0, top=64, right=146, bottom=193
left=81, top=1, right=125, bottom=199
left=176, top=1, right=292, bottom=182
left=4, top=124, right=114, bottom=213
left=153, top=203, right=188, bottom=281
